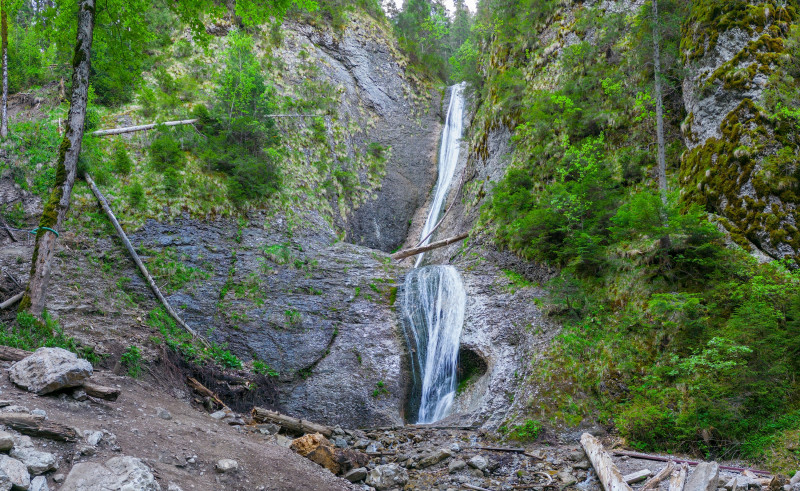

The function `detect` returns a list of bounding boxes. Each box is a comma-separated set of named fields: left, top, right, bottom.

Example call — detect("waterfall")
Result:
left=415, top=83, right=466, bottom=268
left=402, top=84, right=467, bottom=424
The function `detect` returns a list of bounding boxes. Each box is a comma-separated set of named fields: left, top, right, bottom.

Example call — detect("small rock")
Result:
left=573, top=460, right=592, bottom=470
left=791, top=473, right=800, bottom=486
left=71, top=389, right=88, bottom=401
left=86, top=431, right=103, bottom=446
left=365, top=464, right=408, bottom=490
left=52, top=474, right=65, bottom=483
left=256, top=424, right=280, bottom=435
left=567, top=450, right=585, bottom=461
left=30, top=410, right=46, bottom=419
left=448, top=460, right=466, bottom=474
left=450, top=443, right=461, bottom=453
left=156, top=408, right=172, bottom=420
left=0, top=456, right=30, bottom=490
left=333, top=426, right=345, bottom=436
left=30, top=475, right=48, bottom=491
left=558, top=471, right=577, bottom=484
left=215, top=459, right=238, bottom=473
left=354, top=439, right=370, bottom=450
left=209, top=411, right=226, bottom=420
left=9, top=447, right=57, bottom=475
left=467, top=455, right=489, bottom=471
left=345, top=467, right=368, bottom=483
left=418, top=448, right=453, bottom=469
left=334, top=438, right=348, bottom=448
left=365, top=443, right=378, bottom=453
left=9, top=347, right=93, bottom=395
left=0, top=432, right=13, bottom=452
left=78, top=445, right=96, bottom=456
left=470, top=467, right=485, bottom=478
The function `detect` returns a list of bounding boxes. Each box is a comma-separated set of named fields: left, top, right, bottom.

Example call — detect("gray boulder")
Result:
left=9, top=348, right=92, bottom=395
left=0, top=432, right=13, bottom=452
left=685, top=462, right=719, bottom=491
left=365, top=464, right=408, bottom=490
left=60, top=456, right=160, bottom=491
left=448, top=459, right=466, bottom=474
left=10, top=447, right=57, bottom=475
left=215, top=459, right=238, bottom=473
left=0, top=456, right=29, bottom=490
left=418, top=448, right=453, bottom=469
left=30, top=476, right=48, bottom=491
left=345, top=467, right=367, bottom=483
left=467, top=455, right=488, bottom=471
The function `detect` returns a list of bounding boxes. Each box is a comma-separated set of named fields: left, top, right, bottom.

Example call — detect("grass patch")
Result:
left=0, top=312, right=102, bottom=364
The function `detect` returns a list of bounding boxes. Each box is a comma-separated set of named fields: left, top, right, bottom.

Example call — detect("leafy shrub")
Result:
left=112, top=145, right=133, bottom=175
left=128, top=182, right=145, bottom=208
left=150, top=133, right=185, bottom=172
left=252, top=360, right=279, bottom=377
left=504, top=419, right=541, bottom=441
left=120, top=345, right=143, bottom=378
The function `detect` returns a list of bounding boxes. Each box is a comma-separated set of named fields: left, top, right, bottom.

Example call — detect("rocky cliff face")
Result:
left=680, top=1, right=800, bottom=261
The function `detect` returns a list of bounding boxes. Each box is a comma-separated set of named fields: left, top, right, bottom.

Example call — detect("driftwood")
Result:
left=623, top=469, right=652, bottom=484
left=251, top=407, right=333, bottom=438
left=0, top=219, right=17, bottom=242
left=641, top=461, right=675, bottom=491
left=187, top=377, right=229, bottom=410
left=0, top=291, right=23, bottom=310
left=82, top=380, right=121, bottom=401
left=580, top=433, right=632, bottom=491
left=612, top=450, right=772, bottom=475
left=90, top=119, right=198, bottom=137
left=85, top=173, right=207, bottom=346
left=392, top=232, right=469, bottom=260
left=668, top=463, right=688, bottom=491
left=0, top=345, right=31, bottom=361
left=0, top=413, right=78, bottom=441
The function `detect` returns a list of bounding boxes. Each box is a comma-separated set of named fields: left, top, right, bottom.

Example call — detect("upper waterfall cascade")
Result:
left=402, top=84, right=468, bottom=424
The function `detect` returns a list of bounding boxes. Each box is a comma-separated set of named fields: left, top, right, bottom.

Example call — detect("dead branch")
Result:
left=392, top=232, right=469, bottom=260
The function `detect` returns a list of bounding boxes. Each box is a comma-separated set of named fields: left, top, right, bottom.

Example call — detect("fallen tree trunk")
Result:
left=82, top=380, right=120, bottom=401
left=0, top=291, right=23, bottom=310
left=668, top=463, right=688, bottom=491
left=90, top=118, right=198, bottom=137
left=581, top=433, right=632, bottom=491
left=251, top=407, right=333, bottom=438
left=612, top=450, right=771, bottom=475
left=85, top=173, right=207, bottom=346
left=0, top=413, right=78, bottom=441
left=392, top=232, right=469, bottom=260
left=0, top=345, right=30, bottom=361
left=187, top=377, right=229, bottom=410
left=641, top=461, right=675, bottom=491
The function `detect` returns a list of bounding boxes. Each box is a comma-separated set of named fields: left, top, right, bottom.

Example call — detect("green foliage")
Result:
left=503, top=419, right=541, bottom=442
left=146, top=247, right=210, bottom=294
left=253, top=359, right=279, bottom=377
left=147, top=308, right=242, bottom=369
left=0, top=312, right=101, bottom=364
left=120, top=345, right=143, bottom=378
left=127, top=182, right=145, bottom=209
left=149, top=133, right=185, bottom=172
left=393, top=0, right=458, bottom=80
left=372, top=380, right=389, bottom=398
left=112, top=144, right=134, bottom=175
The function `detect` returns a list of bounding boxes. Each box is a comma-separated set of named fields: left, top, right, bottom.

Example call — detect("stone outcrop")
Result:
left=680, top=1, right=800, bottom=261
left=9, top=348, right=92, bottom=395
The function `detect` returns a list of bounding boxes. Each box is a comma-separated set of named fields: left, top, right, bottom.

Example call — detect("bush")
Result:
left=128, top=182, right=145, bottom=208
left=112, top=145, right=133, bottom=175
left=150, top=133, right=185, bottom=172
left=120, top=345, right=143, bottom=378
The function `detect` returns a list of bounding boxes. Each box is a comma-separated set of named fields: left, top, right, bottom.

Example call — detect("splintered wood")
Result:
left=580, top=433, right=633, bottom=491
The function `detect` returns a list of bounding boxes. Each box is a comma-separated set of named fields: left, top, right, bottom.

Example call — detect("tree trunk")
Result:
left=580, top=433, right=633, bottom=491
left=391, top=232, right=469, bottom=260
left=1, top=0, right=8, bottom=139
left=19, top=0, right=95, bottom=316
left=251, top=407, right=333, bottom=437
left=652, top=0, right=667, bottom=206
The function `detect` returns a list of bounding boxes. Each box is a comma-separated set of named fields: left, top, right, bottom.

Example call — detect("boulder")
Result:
left=10, top=447, right=57, bottom=475
left=344, top=467, right=367, bottom=483
left=685, top=462, right=719, bottom=491
left=0, top=456, right=28, bottom=490
left=365, top=464, right=408, bottom=490
left=9, top=348, right=92, bottom=395
left=60, top=456, right=161, bottom=491
left=335, top=448, right=369, bottom=473
left=290, top=433, right=340, bottom=474
left=448, top=459, right=466, bottom=474
left=0, top=469, right=11, bottom=491
left=418, top=448, right=453, bottom=469
left=467, top=455, right=489, bottom=471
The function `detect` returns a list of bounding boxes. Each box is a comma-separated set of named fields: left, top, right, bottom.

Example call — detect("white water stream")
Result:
left=402, top=84, right=467, bottom=424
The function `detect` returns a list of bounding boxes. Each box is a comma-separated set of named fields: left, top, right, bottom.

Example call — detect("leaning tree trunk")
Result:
left=652, top=0, right=667, bottom=206
left=19, top=0, right=95, bottom=316
left=1, top=0, right=8, bottom=139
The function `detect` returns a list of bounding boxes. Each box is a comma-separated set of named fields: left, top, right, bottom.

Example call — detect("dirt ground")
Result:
left=0, top=364, right=355, bottom=490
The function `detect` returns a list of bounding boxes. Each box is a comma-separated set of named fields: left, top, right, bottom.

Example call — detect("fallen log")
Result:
left=668, top=463, right=688, bottom=491
left=90, top=118, right=198, bottom=137
left=464, top=484, right=492, bottom=491
left=391, top=232, right=469, bottom=260
left=0, top=345, right=32, bottom=361
left=612, top=450, right=772, bottom=475
left=186, top=377, right=228, bottom=410
left=623, top=469, right=652, bottom=484
left=641, top=461, right=675, bottom=491
left=82, top=380, right=121, bottom=401
left=85, top=173, right=208, bottom=346
left=476, top=446, right=527, bottom=454
left=251, top=407, right=333, bottom=438
left=580, top=433, right=632, bottom=491
left=0, top=291, right=24, bottom=310
left=0, top=413, right=78, bottom=442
